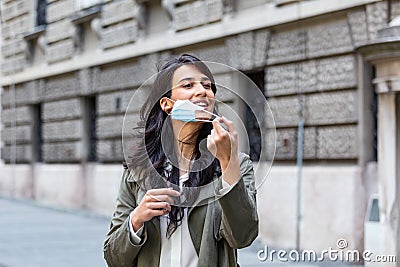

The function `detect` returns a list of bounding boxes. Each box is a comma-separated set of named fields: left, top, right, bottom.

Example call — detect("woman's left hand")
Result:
left=207, top=117, right=241, bottom=185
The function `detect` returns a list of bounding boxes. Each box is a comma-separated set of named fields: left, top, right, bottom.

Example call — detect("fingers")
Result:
left=213, top=116, right=237, bottom=136
left=145, top=188, right=180, bottom=204
left=147, top=188, right=180, bottom=197
left=219, top=117, right=236, bottom=135
left=207, top=133, right=217, bottom=156
left=212, top=119, right=225, bottom=135
left=208, top=116, right=239, bottom=164
left=146, top=201, right=172, bottom=212
left=133, top=187, right=181, bottom=225
left=145, top=193, right=175, bottom=205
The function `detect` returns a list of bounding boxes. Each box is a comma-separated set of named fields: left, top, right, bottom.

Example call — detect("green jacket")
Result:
left=103, top=153, right=258, bottom=267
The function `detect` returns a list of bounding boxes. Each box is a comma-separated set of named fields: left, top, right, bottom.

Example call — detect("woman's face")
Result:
left=170, top=64, right=215, bottom=114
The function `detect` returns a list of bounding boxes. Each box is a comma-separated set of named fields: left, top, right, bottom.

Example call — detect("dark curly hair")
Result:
left=125, top=54, right=221, bottom=238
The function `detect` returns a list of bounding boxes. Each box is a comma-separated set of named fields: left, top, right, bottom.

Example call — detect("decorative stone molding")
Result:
left=21, top=25, right=47, bottom=62
left=161, top=0, right=174, bottom=19
left=373, top=77, right=400, bottom=94
left=90, top=17, right=102, bottom=38
left=22, top=25, right=46, bottom=41
left=71, top=5, right=101, bottom=25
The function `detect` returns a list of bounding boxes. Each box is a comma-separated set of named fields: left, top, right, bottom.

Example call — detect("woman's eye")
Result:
left=202, top=82, right=212, bottom=89
left=182, top=83, right=193, bottom=89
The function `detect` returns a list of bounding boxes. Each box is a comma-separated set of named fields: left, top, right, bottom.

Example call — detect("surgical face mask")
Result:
left=167, top=98, right=219, bottom=122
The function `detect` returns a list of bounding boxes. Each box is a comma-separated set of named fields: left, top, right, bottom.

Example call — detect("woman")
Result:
left=104, top=54, right=258, bottom=267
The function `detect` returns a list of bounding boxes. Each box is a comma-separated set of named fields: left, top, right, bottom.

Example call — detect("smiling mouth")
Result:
left=192, top=100, right=209, bottom=109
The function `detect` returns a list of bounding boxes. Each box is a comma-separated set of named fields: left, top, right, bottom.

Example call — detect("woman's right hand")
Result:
left=130, top=188, right=180, bottom=231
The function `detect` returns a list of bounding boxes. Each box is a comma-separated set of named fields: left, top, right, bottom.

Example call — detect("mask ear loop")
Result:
left=165, top=97, right=221, bottom=122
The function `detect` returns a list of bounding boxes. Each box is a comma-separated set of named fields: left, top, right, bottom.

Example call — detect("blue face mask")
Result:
left=167, top=98, right=218, bottom=122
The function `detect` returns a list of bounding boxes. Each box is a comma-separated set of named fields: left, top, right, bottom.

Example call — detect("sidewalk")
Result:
left=0, top=197, right=357, bottom=267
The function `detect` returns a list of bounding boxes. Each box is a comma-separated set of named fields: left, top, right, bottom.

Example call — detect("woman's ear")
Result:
left=160, top=97, right=173, bottom=114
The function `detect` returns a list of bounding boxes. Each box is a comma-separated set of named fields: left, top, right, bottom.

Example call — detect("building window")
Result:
left=36, top=0, right=47, bottom=27
left=31, top=104, right=43, bottom=162
left=82, top=96, right=97, bottom=161
left=245, top=70, right=265, bottom=162
left=75, top=0, right=103, bottom=10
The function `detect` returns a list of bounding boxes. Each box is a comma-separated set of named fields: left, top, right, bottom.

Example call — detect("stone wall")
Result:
left=181, top=5, right=386, bottom=162
left=1, top=0, right=387, bottom=163
left=0, top=0, right=35, bottom=74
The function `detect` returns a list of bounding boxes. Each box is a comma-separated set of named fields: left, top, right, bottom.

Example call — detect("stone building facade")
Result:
left=1, top=0, right=398, bottom=260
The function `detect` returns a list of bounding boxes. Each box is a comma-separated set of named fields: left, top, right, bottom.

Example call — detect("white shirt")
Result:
left=129, top=174, right=234, bottom=267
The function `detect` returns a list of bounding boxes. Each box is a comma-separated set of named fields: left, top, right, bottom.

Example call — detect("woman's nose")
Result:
left=194, top=82, right=207, bottom=95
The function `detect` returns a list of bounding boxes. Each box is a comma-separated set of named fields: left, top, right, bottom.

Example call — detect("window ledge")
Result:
left=71, top=6, right=101, bottom=24
left=22, top=25, right=46, bottom=41
left=275, top=0, right=301, bottom=7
